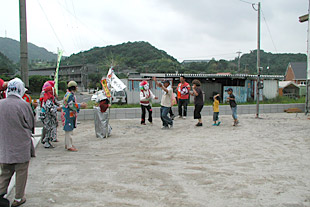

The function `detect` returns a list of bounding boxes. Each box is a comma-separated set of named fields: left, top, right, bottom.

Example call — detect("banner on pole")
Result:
left=101, top=79, right=111, bottom=98
left=54, top=49, right=63, bottom=95
left=106, top=67, right=126, bottom=92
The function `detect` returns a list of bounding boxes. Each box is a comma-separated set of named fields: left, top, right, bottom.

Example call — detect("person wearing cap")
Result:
left=139, top=80, right=158, bottom=125
left=61, top=81, right=87, bottom=151
left=226, top=88, right=239, bottom=126
left=0, top=78, right=35, bottom=207
left=153, top=77, right=173, bottom=129
left=177, top=76, right=191, bottom=119
left=0, top=78, right=8, bottom=99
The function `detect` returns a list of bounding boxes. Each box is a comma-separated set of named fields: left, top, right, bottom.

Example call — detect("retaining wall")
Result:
left=64, top=103, right=305, bottom=121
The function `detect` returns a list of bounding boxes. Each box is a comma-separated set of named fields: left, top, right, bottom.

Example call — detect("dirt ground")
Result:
left=10, top=113, right=310, bottom=207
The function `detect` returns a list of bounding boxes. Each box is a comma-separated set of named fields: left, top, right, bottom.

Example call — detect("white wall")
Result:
left=263, top=80, right=279, bottom=99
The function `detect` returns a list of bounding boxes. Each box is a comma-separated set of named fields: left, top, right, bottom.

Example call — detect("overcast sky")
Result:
left=0, top=0, right=308, bottom=62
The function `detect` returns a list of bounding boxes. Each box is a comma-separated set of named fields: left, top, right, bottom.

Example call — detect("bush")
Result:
left=29, top=75, right=51, bottom=92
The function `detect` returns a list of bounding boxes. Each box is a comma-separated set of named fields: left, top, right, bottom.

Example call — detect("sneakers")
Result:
left=196, top=123, right=203, bottom=127
left=178, top=115, right=182, bottom=118
left=11, top=198, right=26, bottom=207
left=212, top=123, right=217, bottom=126
left=217, top=121, right=221, bottom=126
left=233, top=120, right=239, bottom=126
left=43, top=142, right=54, bottom=149
left=161, top=126, right=169, bottom=130
left=141, top=123, right=146, bottom=125
left=183, top=116, right=187, bottom=119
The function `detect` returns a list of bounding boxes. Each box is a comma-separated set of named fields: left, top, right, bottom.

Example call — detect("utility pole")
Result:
left=236, top=51, right=242, bottom=73
left=299, top=0, right=310, bottom=115
left=19, top=0, right=29, bottom=87
left=255, top=2, right=261, bottom=118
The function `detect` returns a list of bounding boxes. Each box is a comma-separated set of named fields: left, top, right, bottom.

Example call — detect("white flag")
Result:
left=106, top=66, right=126, bottom=92
left=111, top=73, right=126, bottom=92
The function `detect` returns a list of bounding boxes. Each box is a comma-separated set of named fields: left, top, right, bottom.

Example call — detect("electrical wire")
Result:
left=239, top=0, right=255, bottom=5
left=55, top=0, right=108, bottom=46
left=261, top=8, right=278, bottom=53
left=36, top=0, right=65, bottom=51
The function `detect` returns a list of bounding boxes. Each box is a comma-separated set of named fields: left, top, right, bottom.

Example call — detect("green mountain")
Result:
left=0, top=37, right=57, bottom=63
left=238, top=50, right=307, bottom=75
left=182, top=50, right=307, bottom=75
left=0, top=51, right=16, bottom=77
left=63, top=41, right=180, bottom=74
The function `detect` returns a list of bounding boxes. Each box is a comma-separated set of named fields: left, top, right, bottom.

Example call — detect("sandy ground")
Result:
left=9, top=113, right=310, bottom=207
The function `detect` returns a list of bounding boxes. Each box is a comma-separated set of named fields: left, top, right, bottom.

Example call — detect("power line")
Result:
left=261, top=8, right=278, bottom=53
left=36, top=0, right=65, bottom=50
left=55, top=0, right=108, bottom=46
left=239, top=0, right=255, bottom=5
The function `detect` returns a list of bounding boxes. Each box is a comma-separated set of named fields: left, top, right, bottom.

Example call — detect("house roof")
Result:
left=138, top=73, right=284, bottom=80
left=279, top=81, right=300, bottom=89
left=289, top=62, right=307, bottom=80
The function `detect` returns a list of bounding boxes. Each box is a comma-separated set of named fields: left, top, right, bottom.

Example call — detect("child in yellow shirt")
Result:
left=213, top=94, right=221, bottom=126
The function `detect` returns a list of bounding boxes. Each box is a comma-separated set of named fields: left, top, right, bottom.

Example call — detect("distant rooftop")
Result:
left=182, top=59, right=210, bottom=64
left=288, top=62, right=307, bottom=80
left=133, top=73, right=284, bottom=80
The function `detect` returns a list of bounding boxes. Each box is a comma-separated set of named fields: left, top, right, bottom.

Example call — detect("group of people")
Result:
left=0, top=75, right=239, bottom=207
left=0, top=78, right=86, bottom=207
left=139, top=76, right=239, bottom=129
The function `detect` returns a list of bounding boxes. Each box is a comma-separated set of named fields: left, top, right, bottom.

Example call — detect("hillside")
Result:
left=0, top=37, right=57, bottom=63
left=0, top=37, right=306, bottom=76
left=182, top=50, right=307, bottom=75
left=63, top=41, right=180, bottom=74
left=0, top=51, right=16, bottom=76
left=238, top=50, right=307, bottom=75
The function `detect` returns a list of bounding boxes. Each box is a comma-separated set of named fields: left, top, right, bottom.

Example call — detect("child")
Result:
left=139, top=81, right=158, bottom=125
left=226, top=88, right=239, bottom=126
left=213, top=94, right=221, bottom=126
left=190, top=79, right=204, bottom=126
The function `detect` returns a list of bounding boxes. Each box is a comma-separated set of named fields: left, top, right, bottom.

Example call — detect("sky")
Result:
left=0, top=0, right=308, bottom=62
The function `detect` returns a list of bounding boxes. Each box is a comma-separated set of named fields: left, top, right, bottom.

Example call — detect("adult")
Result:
left=153, top=77, right=173, bottom=129
left=40, top=81, right=56, bottom=144
left=61, top=81, right=87, bottom=151
left=190, top=79, right=204, bottom=126
left=39, top=86, right=59, bottom=148
left=177, top=76, right=191, bottom=119
left=0, top=78, right=35, bottom=207
left=94, top=91, right=112, bottom=138
left=0, top=78, right=8, bottom=99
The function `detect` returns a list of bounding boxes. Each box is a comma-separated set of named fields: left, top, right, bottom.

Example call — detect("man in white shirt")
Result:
left=153, top=77, right=173, bottom=129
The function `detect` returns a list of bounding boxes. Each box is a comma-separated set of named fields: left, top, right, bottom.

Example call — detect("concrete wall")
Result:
left=67, top=103, right=305, bottom=121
